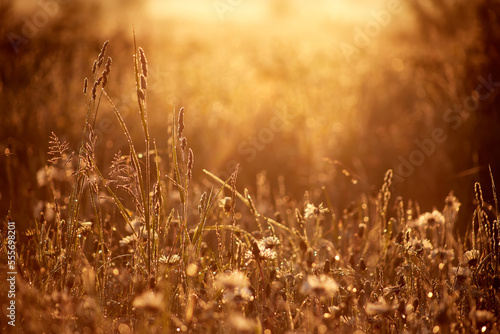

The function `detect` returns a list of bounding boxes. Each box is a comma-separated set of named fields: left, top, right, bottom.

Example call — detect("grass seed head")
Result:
left=98, top=40, right=109, bottom=61
left=140, top=73, right=147, bottom=91
left=177, top=107, right=185, bottom=139
left=92, top=60, right=98, bottom=74
left=180, top=137, right=187, bottom=151
left=475, top=182, right=484, bottom=207
left=139, top=47, right=148, bottom=77
left=187, top=148, right=194, bottom=180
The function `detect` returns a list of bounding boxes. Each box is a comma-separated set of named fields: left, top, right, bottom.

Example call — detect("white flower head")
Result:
left=416, top=210, right=445, bottom=230
left=301, top=274, right=339, bottom=298
left=132, top=291, right=163, bottom=312
left=304, top=203, right=329, bottom=219
left=216, top=271, right=253, bottom=304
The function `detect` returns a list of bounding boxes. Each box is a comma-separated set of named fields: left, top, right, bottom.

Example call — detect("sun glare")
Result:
left=147, top=0, right=381, bottom=23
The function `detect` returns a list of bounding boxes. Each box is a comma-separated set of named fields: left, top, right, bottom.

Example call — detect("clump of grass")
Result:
left=3, top=40, right=500, bottom=334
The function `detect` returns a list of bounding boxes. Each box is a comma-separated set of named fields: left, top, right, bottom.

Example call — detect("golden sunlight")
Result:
left=2, top=0, right=500, bottom=332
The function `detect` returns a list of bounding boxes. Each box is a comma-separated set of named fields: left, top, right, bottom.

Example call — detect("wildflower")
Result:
left=444, top=192, right=461, bottom=213
left=408, top=238, right=433, bottom=254
left=464, top=249, right=481, bottom=267
left=132, top=290, right=163, bottom=312
left=416, top=210, right=445, bottom=230
left=246, top=237, right=280, bottom=260
left=125, top=217, right=143, bottom=234
left=159, top=254, right=180, bottom=266
left=260, top=236, right=280, bottom=249
left=304, top=202, right=329, bottom=219
left=215, top=271, right=253, bottom=304
left=216, top=271, right=248, bottom=290
left=119, top=234, right=136, bottom=246
left=429, top=248, right=454, bottom=262
left=452, top=266, right=470, bottom=290
left=301, top=274, right=339, bottom=298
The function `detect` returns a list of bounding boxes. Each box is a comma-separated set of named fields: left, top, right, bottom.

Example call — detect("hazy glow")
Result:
left=147, top=0, right=382, bottom=23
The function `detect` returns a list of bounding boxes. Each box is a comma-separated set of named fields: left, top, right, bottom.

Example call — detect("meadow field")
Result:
left=1, top=0, right=500, bottom=332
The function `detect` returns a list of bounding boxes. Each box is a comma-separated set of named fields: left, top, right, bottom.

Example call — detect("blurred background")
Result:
left=1, top=0, right=499, bottom=232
